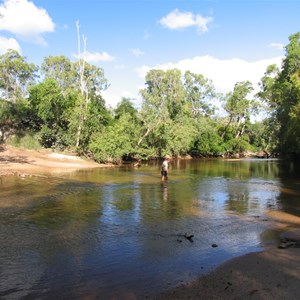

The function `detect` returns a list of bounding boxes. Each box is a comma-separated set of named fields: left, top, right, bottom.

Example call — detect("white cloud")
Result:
left=102, top=88, right=136, bottom=108
left=114, top=64, right=127, bottom=70
left=0, top=36, right=21, bottom=54
left=159, top=9, right=213, bottom=33
left=269, top=42, right=284, bottom=51
left=0, top=0, right=55, bottom=45
left=84, top=51, right=116, bottom=63
left=143, top=30, right=151, bottom=40
left=129, top=48, right=145, bottom=57
left=135, top=65, right=151, bottom=79
left=136, top=55, right=284, bottom=94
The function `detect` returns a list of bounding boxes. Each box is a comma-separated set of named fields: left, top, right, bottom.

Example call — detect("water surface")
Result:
left=1, top=158, right=300, bottom=299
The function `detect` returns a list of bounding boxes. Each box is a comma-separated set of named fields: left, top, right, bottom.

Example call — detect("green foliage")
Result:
left=0, top=98, right=38, bottom=141
left=192, top=118, right=224, bottom=156
left=247, top=120, right=278, bottom=153
left=163, top=116, right=197, bottom=156
left=41, top=55, right=75, bottom=93
left=38, top=126, right=57, bottom=148
left=258, top=32, right=300, bottom=155
left=89, top=113, right=140, bottom=163
left=140, top=69, right=185, bottom=121
left=0, top=99, right=14, bottom=142
left=0, top=50, right=38, bottom=103
left=6, top=131, right=41, bottom=149
left=3, top=31, right=300, bottom=161
left=30, top=78, right=68, bottom=127
left=184, top=70, right=217, bottom=117
left=138, top=69, right=220, bottom=158
left=222, top=81, right=256, bottom=138
left=28, top=78, right=70, bottom=148
left=114, top=97, right=138, bottom=120
left=76, top=95, right=113, bottom=153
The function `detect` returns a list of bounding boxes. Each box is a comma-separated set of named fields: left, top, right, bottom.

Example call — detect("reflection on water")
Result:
left=0, top=158, right=300, bottom=299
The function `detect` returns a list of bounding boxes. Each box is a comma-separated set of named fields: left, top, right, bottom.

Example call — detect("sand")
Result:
left=0, top=144, right=112, bottom=176
left=153, top=209, right=300, bottom=299
left=153, top=246, right=300, bottom=300
left=1, top=144, right=300, bottom=299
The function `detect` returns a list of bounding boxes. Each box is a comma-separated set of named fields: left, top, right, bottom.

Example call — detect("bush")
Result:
left=7, top=131, right=42, bottom=150
left=88, top=114, right=138, bottom=163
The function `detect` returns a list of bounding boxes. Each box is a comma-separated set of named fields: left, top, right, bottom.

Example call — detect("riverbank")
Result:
left=154, top=214, right=300, bottom=300
left=155, top=246, right=300, bottom=300
left=0, top=144, right=112, bottom=176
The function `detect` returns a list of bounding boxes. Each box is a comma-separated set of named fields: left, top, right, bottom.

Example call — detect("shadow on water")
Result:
left=1, top=158, right=300, bottom=299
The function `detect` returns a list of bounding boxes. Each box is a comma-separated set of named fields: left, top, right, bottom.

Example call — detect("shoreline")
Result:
left=0, top=144, right=114, bottom=177
left=154, top=246, right=300, bottom=300
left=153, top=215, right=300, bottom=300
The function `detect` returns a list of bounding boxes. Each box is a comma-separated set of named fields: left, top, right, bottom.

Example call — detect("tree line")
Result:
left=0, top=32, right=299, bottom=163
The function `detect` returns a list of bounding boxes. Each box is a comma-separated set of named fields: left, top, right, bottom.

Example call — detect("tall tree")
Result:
left=75, top=21, right=108, bottom=148
left=29, top=78, right=70, bottom=148
left=275, top=32, right=300, bottom=154
left=184, top=71, right=216, bottom=118
left=0, top=99, right=14, bottom=142
left=0, top=50, right=38, bottom=103
left=41, top=55, right=75, bottom=95
left=139, top=68, right=219, bottom=157
left=258, top=32, right=300, bottom=155
left=222, top=81, right=255, bottom=139
left=139, top=69, right=185, bottom=150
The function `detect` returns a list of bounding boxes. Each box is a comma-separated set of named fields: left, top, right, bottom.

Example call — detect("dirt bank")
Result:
left=154, top=246, right=300, bottom=300
left=154, top=217, right=300, bottom=300
left=0, top=144, right=111, bottom=176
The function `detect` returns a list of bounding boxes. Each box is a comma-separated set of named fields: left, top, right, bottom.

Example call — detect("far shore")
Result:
left=0, top=144, right=274, bottom=177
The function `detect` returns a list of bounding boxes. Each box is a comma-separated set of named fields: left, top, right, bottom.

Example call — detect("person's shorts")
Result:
left=161, top=170, right=168, bottom=176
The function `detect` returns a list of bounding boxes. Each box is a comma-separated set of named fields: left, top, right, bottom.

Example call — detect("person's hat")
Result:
left=165, top=155, right=171, bottom=159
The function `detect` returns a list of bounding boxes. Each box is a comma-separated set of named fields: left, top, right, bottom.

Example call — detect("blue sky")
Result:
left=0, top=0, right=299, bottom=108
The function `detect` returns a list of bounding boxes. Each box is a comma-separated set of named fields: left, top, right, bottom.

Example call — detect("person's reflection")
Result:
left=161, top=181, right=168, bottom=201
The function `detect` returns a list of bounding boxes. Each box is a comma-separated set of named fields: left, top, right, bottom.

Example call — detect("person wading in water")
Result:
left=161, top=156, right=171, bottom=181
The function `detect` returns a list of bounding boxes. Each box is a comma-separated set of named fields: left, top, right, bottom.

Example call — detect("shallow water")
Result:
left=1, top=158, right=300, bottom=299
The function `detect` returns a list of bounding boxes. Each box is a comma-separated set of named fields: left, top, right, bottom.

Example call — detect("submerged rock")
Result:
left=279, top=228, right=300, bottom=249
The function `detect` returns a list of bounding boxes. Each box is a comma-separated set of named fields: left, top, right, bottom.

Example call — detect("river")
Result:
left=1, top=158, right=300, bottom=299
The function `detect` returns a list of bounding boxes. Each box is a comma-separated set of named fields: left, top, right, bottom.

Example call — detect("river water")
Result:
left=1, top=158, right=300, bottom=299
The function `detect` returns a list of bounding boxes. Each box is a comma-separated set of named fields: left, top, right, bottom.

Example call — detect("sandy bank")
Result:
left=0, top=144, right=112, bottom=176
left=154, top=216, right=300, bottom=300
left=154, top=246, right=300, bottom=300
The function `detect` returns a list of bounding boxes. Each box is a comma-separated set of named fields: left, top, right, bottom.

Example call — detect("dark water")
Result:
left=1, top=158, right=300, bottom=299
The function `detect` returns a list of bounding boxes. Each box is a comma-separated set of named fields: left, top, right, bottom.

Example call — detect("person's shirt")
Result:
left=162, top=160, right=168, bottom=171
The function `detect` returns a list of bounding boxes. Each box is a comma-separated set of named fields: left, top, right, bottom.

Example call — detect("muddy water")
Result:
left=1, top=158, right=300, bottom=299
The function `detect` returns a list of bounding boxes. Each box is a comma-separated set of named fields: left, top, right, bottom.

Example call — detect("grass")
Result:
left=7, top=131, right=42, bottom=150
